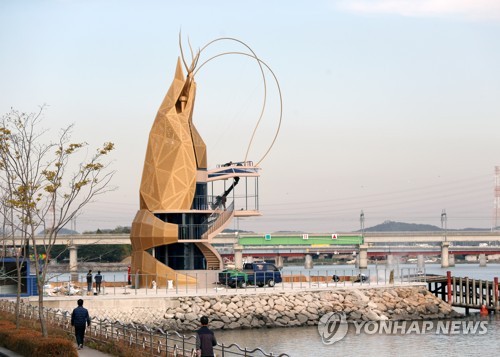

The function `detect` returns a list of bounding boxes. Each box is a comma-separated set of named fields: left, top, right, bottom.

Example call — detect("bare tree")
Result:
left=0, top=106, right=116, bottom=337
left=0, top=177, right=29, bottom=329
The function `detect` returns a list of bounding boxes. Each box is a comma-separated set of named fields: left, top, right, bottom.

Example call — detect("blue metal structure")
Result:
left=0, top=257, right=38, bottom=297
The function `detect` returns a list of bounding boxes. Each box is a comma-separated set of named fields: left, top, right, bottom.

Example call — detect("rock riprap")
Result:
left=90, top=286, right=460, bottom=331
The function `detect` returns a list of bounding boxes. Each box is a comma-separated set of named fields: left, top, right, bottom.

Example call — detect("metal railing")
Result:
left=202, top=201, right=234, bottom=239
left=191, top=195, right=226, bottom=210
left=178, top=202, right=234, bottom=240
left=178, top=224, right=209, bottom=240
left=0, top=300, right=289, bottom=357
left=215, top=161, right=254, bottom=168
left=38, top=267, right=426, bottom=297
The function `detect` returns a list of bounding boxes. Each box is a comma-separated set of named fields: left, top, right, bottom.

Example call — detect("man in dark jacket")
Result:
left=86, top=270, right=93, bottom=295
left=196, top=316, right=217, bottom=357
left=95, top=271, right=103, bottom=294
left=71, top=299, right=91, bottom=350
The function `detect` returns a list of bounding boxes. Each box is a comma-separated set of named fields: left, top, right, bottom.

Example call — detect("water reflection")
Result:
left=216, top=315, right=499, bottom=357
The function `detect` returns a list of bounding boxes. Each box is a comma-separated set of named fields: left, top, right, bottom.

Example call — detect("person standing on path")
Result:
left=86, top=270, right=93, bottom=295
left=71, top=299, right=91, bottom=350
left=95, top=271, right=103, bottom=294
left=196, top=316, right=217, bottom=357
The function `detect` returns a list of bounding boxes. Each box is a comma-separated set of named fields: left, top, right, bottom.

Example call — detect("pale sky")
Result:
left=1, top=0, right=499, bottom=233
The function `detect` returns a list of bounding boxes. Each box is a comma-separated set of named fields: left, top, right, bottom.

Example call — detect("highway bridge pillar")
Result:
left=358, top=244, right=368, bottom=269
left=441, top=242, right=449, bottom=268
left=386, top=254, right=394, bottom=268
left=417, top=254, right=425, bottom=272
left=69, top=244, right=78, bottom=282
left=448, top=254, right=455, bottom=267
left=304, top=254, right=313, bottom=269
left=479, top=253, right=487, bottom=267
left=234, top=244, right=243, bottom=270
left=275, top=255, right=284, bottom=268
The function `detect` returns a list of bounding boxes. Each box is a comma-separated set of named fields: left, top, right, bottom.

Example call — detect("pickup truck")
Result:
left=218, top=262, right=282, bottom=288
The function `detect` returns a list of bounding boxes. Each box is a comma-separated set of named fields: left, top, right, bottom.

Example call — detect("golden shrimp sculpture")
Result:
left=130, top=36, right=282, bottom=288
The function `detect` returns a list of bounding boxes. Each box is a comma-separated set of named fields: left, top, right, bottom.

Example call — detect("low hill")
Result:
left=38, top=227, right=79, bottom=235
left=222, top=228, right=253, bottom=233
left=363, top=220, right=442, bottom=232
left=362, top=220, right=490, bottom=232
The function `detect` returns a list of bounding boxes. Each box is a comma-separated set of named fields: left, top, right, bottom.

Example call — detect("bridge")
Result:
left=13, top=231, right=497, bottom=246
left=216, top=244, right=500, bottom=256
left=6, top=231, right=500, bottom=274
left=221, top=232, right=500, bottom=269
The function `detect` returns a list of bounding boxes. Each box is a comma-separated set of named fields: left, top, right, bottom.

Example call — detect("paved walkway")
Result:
left=0, top=345, right=113, bottom=357
left=0, top=347, right=22, bottom=357
left=77, top=345, right=114, bottom=357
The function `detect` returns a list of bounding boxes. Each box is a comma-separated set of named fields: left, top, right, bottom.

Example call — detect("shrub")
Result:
left=0, top=317, right=77, bottom=356
left=4, top=329, right=40, bottom=352
left=31, top=337, right=78, bottom=357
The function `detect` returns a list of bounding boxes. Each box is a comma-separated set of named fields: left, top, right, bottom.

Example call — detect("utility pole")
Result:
left=440, top=209, right=452, bottom=268
left=494, top=166, right=500, bottom=231
left=360, top=210, right=365, bottom=238
left=441, top=209, right=447, bottom=241
left=71, top=217, right=77, bottom=233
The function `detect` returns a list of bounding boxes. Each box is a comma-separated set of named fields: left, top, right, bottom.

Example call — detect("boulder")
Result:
left=211, top=320, right=225, bottom=329
left=297, top=314, right=309, bottom=324
left=228, top=321, right=241, bottom=329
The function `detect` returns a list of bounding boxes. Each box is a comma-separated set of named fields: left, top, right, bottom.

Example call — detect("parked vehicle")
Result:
left=218, top=269, right=248, bottom=288
left=218, top=262, right=282, bottom=288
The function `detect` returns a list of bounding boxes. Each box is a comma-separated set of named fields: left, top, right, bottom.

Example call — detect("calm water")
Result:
left=282, top=262, right=500, bottom=281
left=216, top=315, right=499, bottom=357
left=216, top=263, right=500, bottom=357
left=48, top=263, right=500, bottom=356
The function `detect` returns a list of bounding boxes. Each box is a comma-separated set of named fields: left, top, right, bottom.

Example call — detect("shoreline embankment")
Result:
left=39, top=285, right=461, bottom=332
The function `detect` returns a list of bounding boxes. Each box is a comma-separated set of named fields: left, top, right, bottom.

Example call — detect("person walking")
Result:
left=86, top=270, right=93, bottom=295
left=71, top=299, right=91, bottom=350
left=95, top=271, right=103, bottom=294
left=196, top=316, right=217, bottom=357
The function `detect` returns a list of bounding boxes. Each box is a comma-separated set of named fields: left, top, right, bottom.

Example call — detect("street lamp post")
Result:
left=441, top=209, right=450, bottom=268
left=360, top=210, right=365, bottom=239
left=358, top=210, right=367, bottom=270
left=441, top=209, right=447, bottom=241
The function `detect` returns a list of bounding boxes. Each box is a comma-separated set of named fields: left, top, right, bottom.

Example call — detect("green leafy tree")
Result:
left=0, top=106, right=116, bottom=337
